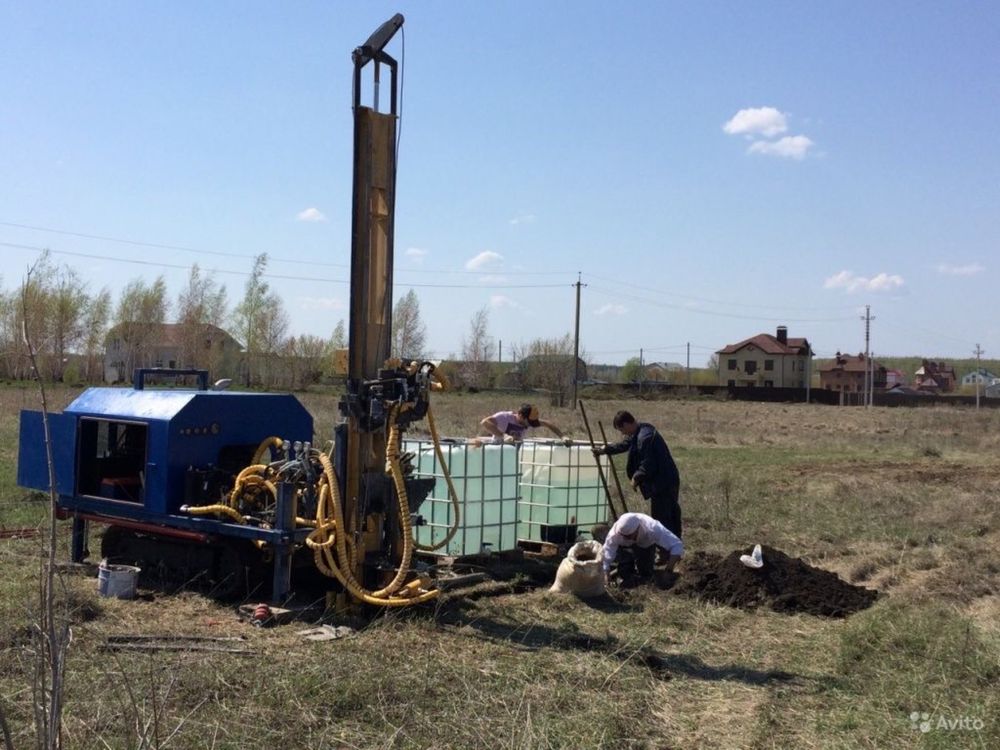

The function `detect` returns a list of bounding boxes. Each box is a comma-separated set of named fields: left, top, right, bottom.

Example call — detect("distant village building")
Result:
left=885, top=368, right=907, bottom=388
left=818, top=352, right=887, bottom=393
left=913, top=360, right=957, bottom=393
left=960, top=368, right=1000, bottom=387
left=104, top=322, right=244, bottom=383
left=716, top=326, right=812, bottom=387
left=644, top=362, right=684, bottom=381
left=500, top=355, right=587, bottom=394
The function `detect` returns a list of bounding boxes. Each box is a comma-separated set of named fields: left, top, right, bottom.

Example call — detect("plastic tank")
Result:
left=517, top=440, right=611, bottom=544
left=403, top=439, right=520, bottom=556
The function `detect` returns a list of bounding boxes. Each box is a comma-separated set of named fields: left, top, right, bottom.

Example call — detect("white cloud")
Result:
left=298, top=296, right=346, bottom=311
left=936, top=262, right=984, bottom=276
left=296, top=207, right=327, bottom=222
left=465, top=250, right=503, bottom=271
left=747, top=135, right=814, bottom=160
left=490, top=294, right=519, bottom=309
left=594, top=303, right=627, bottom=316
left=824, top=270, right=905, bottom=294
left=723, top=107, right=788, bottom=137
left=405, top=247, right=428, bottom=263
left=509, top=213, right=536, bottom=226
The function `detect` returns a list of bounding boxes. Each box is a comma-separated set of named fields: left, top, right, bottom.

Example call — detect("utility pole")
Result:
left=639, top=347, right=644, bottom=395
left=805, top=340, right=812, bottom=404
left=974, top=343, right=984, bottom=409
left=861, top=305, right=874, bottom=408
left=686, top=342, right=691, bottom=390
left=498, top=339, right=502, bottom=364
left=571, top=273, right=585, bottom=409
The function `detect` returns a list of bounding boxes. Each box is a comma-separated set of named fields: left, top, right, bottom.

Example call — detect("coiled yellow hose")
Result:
left=414, top=404, right=462, bottom=552
left=252, top=435, right=284, bottom=466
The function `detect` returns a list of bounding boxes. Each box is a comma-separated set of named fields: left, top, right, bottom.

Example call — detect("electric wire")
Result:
left=0, top=242, right=568, bottom=289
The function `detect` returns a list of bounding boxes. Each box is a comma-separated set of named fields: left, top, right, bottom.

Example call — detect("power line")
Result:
left=587, top=284, right=857, bottom=323
left=0, top=242, right=569, bottom=289
left=585, top=271, right=861, bottom=313
left=0, top=220, right=573, bottom=276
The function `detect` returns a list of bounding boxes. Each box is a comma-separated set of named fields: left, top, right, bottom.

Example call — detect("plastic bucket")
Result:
left=97, top=563, right=141, bottom=599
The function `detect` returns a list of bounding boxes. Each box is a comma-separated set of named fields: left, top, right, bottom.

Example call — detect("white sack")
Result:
left=549, top=540, right=605, bottom=598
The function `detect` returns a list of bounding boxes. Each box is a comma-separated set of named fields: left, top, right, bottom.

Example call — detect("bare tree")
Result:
left=231, top=254, right=269, bottom=386
left=511, top=334, right=581, bottom=395
left=331, top=319, right=347, bottom=350
left=111, top=277, right=169, bottom=381
left=460, top=306, right=495, bottom=389
left=175, top=264, right=229, bottom=374
left=49, top=266, right=88, bottom=381
left=21, top=262, right=70, bottom=750
left=282, top=334, right=330, bottom=389
left=81, top=289, right=112, bottom=383
left=253, top=292, right=289, bottom=389
left=391, top=289, right=426, bottom=360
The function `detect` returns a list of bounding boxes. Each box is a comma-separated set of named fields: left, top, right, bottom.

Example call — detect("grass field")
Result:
left=1, top=386, right=998, bottom=748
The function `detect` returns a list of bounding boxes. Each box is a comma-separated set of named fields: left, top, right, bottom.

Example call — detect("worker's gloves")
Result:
left=591, top=447, right=605, bottom=457
left=562, top=438, right=574, bottom=447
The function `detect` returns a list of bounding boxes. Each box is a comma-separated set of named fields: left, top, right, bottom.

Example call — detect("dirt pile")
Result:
left=671, top=545, right=878, bottom=617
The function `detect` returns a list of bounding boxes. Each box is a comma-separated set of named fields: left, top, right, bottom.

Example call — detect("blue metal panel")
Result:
left=165, top=393, right=313, bottom=514
left=66, top=388, right=196, bottom=421
left=19, top=386, right=314, bottom=546
left=17, top=410, right=76, bottom=495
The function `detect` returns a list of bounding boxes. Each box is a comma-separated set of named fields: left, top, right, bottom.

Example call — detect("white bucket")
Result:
left=97, top=562, right=141, bottom=599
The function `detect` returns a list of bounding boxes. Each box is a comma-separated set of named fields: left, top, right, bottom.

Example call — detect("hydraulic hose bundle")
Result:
left=182, top=363, right=462, bottom=607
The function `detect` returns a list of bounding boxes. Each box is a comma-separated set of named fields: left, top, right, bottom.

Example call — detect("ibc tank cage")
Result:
left=402, top=438, right=611, bottom=555
left=402, top=438, right=520, bottom=556
left=517, top=440, right=609, bottom=544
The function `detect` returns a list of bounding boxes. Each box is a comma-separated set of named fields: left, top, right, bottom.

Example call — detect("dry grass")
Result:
left=2, top=387, right=999, bottom=748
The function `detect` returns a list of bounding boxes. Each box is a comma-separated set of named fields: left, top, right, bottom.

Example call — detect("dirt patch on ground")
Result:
left=671, top=546, right=879, bottom=617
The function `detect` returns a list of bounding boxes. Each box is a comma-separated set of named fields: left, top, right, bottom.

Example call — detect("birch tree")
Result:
left=391, top=289, right=426, bottom=360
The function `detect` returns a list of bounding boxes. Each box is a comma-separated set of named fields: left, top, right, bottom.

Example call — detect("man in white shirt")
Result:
left=599, top=512, right=684, bottom=585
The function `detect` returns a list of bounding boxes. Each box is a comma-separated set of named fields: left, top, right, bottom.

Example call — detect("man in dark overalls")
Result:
left=593, top=410, right=682, bottom=539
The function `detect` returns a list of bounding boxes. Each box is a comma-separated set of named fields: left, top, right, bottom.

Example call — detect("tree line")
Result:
left=1, top=252, right=582, bottom=392
left=1, top=252, right=348, bottom=389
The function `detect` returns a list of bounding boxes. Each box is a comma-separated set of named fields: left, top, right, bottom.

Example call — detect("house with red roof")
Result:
left=716, top=326, right=813, bottom=387
left=913, top=360, right=957, bottom=393
left=818, top=352, right=886, bottom=393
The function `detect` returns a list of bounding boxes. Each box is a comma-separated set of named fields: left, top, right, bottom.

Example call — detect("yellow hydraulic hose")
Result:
left=252, top=436, right=284, bottom=466
left=305, top=409, right=439, bottom=606
left=181, top=503, right=246, bottom=524
left=415, top=404, right=462, bottom=552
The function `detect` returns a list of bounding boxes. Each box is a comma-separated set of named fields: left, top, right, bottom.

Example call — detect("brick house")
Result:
left=818, top=352, right=887, bottom=393
left=716, top=326, right=812, bottom=387
left=913, top=360, right=957, bottom=393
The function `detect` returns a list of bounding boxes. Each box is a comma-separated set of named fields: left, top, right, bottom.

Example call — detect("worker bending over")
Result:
left=599, top=512, right=683, bottom=586
left=476, top=403, right=569, bottom=445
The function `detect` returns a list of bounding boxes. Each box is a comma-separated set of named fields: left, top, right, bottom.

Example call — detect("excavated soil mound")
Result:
left=671, top=546, right=878, bottom=617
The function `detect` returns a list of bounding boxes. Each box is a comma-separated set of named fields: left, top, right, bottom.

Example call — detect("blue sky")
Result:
left=2, top=1, right=998, bottom=365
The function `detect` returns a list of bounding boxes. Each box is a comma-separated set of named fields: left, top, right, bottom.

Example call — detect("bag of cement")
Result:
left=549, top=540, right=605, bottom=597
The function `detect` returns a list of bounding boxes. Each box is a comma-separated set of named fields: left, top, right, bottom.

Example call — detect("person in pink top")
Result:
left=476, top=403, right=568, bottom=445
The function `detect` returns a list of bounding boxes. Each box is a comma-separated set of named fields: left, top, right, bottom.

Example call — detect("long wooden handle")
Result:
left=598, top=420, right=630, bottom=513
left=578, top=400, right=619, bottom=521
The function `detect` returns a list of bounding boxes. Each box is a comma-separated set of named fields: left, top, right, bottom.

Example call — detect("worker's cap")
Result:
left=618, top=514, right=641, bottom=536
left=518, top=404, right=541, bottom=427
